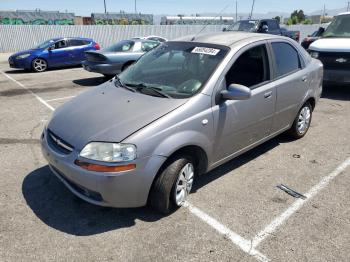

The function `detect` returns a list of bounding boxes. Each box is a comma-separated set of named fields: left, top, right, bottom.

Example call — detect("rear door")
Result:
left=68, top=39, right=90, bottom=64
left=211, top=41, right=276, bottom=163
left=268, top=41, right=309, bottom=133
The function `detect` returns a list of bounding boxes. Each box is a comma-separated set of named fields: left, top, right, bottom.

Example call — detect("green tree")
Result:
left=290, top=10, right=305, bottom=23
left=274, top=16, right=281, bottom=23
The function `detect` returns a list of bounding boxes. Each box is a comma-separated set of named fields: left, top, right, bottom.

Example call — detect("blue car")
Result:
left=9, top=37, right=100, bottom=72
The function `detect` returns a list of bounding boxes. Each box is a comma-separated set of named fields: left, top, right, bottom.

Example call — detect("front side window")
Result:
left=271, top=42, right=301, bottom=78
left=54, top=40, right=67, bottom=49
left=225, top=45, right=270, bottom=88
left=104, top=41, right=134, bottom=52
left=118, top=42, right=229, bottom=99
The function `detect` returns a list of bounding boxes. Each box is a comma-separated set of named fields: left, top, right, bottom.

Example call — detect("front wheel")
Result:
left=287, top=102, right=312, bottom=139
left=149, top=156, right=195, bottom=214
left=32, top=58, right=47, bottom=72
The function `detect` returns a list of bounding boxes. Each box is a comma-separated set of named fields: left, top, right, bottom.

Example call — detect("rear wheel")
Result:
left=32, top=58, right=47, bottom=72
left=149, top=156, right=195, bottom=214
left=287, top=102, right=312, bottom=139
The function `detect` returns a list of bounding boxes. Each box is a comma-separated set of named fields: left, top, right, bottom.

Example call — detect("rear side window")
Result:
left=69, top=39, right=88, bottom=46
left=271, top=42, right=301, bottom=77
left=267, top=20, right=278, bottom=30
left=141, top=41, right=159, bottom=52
left=104, top=41, right=134, bottom=52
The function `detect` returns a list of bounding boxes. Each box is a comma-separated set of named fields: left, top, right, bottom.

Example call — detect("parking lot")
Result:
left=0, top=51, right=349, bottom=262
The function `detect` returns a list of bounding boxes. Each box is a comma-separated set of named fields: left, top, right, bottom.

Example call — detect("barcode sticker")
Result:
left=192, top=47, right=220, bottom=56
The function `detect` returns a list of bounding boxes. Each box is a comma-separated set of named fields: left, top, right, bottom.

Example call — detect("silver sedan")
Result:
left=82, top=39, right=159, bottom=77
left=42, top=32, right=323, bottom=213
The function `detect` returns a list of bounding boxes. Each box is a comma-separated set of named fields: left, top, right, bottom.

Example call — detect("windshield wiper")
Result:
left=114, top=76, right=136, bottom=92
left=124, top=83, right=171, bottom=98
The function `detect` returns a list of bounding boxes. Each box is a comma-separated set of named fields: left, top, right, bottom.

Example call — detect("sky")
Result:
left=0, top=0, right=348, bottom=16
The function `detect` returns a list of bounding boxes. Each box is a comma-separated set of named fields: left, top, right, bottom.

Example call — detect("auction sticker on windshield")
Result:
left=192, top=47, right=220, bottom=56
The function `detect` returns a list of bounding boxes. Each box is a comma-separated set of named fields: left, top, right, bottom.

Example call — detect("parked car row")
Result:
left=8, top=35, right=166, bottom=73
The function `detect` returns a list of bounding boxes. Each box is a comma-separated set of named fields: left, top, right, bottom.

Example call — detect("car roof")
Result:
left=49, top=37, right=93, bottom=42
left=173, top=32, right=282, bottom=47
left=337, top=11, right=350, bottom=16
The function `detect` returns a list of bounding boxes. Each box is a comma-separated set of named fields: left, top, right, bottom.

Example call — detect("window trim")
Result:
left=222, top=40, right=273, bottom=91
left=268, top=40, right=305, bottom=81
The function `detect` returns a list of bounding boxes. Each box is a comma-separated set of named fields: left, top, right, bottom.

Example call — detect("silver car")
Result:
left=41, top=32, right=323, bottom=213
left=82, top=39, right=159, bottom=77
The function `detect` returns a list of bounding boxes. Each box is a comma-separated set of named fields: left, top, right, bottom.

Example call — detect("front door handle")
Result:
left=302, top=76, right=308, bottom=82
left=264, top=91, right=272, bottom=99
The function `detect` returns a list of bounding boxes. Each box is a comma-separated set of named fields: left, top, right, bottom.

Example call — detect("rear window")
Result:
left=271, top=42, right=301, bottom=77
left=104, top=40, right=135, bottom=52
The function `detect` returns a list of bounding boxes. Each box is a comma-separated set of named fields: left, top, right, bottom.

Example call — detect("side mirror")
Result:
left=220, top=84, right=251, bottom=101
left=48, top=45, right=54, bottom=51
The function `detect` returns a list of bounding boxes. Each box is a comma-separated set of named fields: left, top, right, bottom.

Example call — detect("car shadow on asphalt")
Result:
left=22, top=165, right=164, bottom=236
left=4, top=65, right=82, bottom=74
left=322, top=84, right=350, bottom=101
left=73, top=76, right=108, bottom=86
left=22, top=134, right=290, bottom=236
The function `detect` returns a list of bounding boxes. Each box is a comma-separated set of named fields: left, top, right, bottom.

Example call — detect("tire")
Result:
left=32, top=58, right=48, bottom=72
left=149, top=155, right=195, bottom=214
left=287, top=102, right=312, bottom=139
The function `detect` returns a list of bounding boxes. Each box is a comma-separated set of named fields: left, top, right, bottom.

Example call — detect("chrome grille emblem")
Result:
left=49, top=132, right=74, bottom=152
left=335, top=58, right=347, bottom=63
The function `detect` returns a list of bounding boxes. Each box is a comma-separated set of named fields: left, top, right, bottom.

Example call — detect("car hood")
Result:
left=309, top=38, right=350, bottom=52
left=48, top=81, right=187, bottom=150
left=11, top=49, right=40, bottom=57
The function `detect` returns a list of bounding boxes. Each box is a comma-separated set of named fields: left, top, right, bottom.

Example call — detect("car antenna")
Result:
left=191, top=4, right=230, bottom=41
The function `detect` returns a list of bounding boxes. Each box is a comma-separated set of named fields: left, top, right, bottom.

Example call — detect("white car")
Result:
left=309, top=12, right=350, bottom=84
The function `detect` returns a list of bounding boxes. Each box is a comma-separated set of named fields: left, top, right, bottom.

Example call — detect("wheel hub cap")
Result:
left=297, top=106, right=311, bottom=134
left=34, top=59, right=47, bottom=72
left=174, top=163, right=194, bottom=206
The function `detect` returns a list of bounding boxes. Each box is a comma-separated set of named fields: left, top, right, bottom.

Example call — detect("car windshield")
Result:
left=323, top=15, right=350, bottom=38
left=118, top=42, right=229, bottom=99
left=34, top=40, right=55, bottom=49
left=104, top=40, right=135, bottom=52
left=226, top=20, right=257, bottom=32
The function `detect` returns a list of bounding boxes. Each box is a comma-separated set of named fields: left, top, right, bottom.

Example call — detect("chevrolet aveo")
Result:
left=41, top=32, right=323, bottom=213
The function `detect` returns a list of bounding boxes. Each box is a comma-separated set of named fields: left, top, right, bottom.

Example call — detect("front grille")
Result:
left=47, top=129, right=74, bottom=154
left=85, top=52, right=106, bottom=62
left=318, top=52, right=350, bottom=70
left=51, top=165, right=103, bottom=202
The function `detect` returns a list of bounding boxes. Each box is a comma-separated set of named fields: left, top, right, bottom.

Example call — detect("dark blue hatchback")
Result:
left=9, top=37, right=100, bottom=72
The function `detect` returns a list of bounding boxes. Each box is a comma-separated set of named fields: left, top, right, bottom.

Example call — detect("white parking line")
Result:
left=25, top=78, right=78, bottom=86
left=1, top=70, right=54, bottom=111
left=252, top=156, right=350, bottom=248
left=45, top=96, right=76, bottom=102
left=184, top=202, right=270, bottom=262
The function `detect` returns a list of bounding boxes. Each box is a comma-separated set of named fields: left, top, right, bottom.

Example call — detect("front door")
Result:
left=46, top=40, right=73, bottom=67
left=211, top=43, right=276, bottom=164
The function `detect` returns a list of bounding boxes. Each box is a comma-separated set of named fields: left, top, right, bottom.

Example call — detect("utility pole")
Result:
left=103, top=0, right=107, bottom=13
left=249, top=0, right=255, bottom=19
left=347, top=1, right=350, bottom=12
left=135, top=0, right=137, bottom=13
left=235, top=1, right=238, bottom=22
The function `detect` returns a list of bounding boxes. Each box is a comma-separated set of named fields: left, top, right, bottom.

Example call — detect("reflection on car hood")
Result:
left=11, top=49, right=38, bottom=57
left=48, top=81, right=187, bottom=150
left=310, top=38, right=350, bottom=52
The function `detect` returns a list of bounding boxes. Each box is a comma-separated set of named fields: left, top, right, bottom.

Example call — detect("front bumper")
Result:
left=323, top=69, right=350, bottom=84
left=40, top=129, right=166, bottom=208
left=82, top=61, right=122, bottom=76
left=8, top=56, right=32, bottom=70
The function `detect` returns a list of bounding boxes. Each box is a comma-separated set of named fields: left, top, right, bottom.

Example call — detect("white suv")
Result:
left=309, top=12, right=350, bottom=84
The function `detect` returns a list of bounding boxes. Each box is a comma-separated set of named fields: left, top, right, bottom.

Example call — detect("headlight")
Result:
left=309, top=51, right=319, bottom=59
left=16, top=54, right=30, bottom=59
left=80, top=142, right=136, bottom=162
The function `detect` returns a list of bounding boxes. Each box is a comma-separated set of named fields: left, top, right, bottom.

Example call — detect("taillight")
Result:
left=93, top=43, right=100, bottom=50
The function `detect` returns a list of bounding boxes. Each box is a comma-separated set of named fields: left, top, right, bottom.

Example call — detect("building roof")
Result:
left=173, top=32, right=282, bottom=47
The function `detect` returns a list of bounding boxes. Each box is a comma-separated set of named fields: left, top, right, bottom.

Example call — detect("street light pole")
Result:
left=347, top=1, right=350, bottom=12
left=103, top=0, right=107, bottom=13
left=249, top=0, right=255, bottom=19
left=135, top=0, right=137, bottom=13
left=235, top=1, right=238, bottom=22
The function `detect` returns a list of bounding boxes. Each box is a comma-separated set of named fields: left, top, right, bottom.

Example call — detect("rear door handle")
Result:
left=302, top=76, right=308, bottom=82
left=264, top=91, right=272, bottom=99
